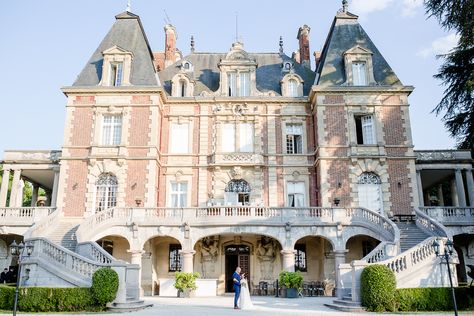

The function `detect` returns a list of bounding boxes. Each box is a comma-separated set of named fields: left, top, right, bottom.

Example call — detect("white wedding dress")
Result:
left=239, top=279, right=254, bottom=310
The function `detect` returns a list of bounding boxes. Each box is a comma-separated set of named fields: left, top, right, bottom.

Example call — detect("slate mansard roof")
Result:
left=73, top=11, right=158, bottom=87
left=158, top=53, right=316, bottom=96
left=315, top=11, right=402, bottom=87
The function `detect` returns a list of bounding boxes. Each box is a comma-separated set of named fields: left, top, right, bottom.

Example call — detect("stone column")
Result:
left=181, top=250, right=196, bottom=273
left=451, top=179, right=459, bottom=206
left=50, top=169, right=60, bottom=208
left=281, top=249, right=296, bottom=272
left=334, top=250, right=347, bottom=298
left=455, top=169, right=467, bottom=207
left=31, top=184, right=39, bottom=207
left=9, top=169, right=22, bottom=207
left=465, top=169, right=474, bottom=207
left=129, top=249, right=145, bottom=296
left=0, top=168, right=10, bottom=207
left=437, top=184, right=445, bottom=206
left=416, top=170, right=424, bottom=207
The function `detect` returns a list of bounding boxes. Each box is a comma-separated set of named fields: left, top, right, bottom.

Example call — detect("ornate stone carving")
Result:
left=200, top=237, right=219, bottom=278
left=255, top=237, right=278, bottom=279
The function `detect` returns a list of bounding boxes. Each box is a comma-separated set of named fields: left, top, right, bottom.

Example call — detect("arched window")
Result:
left=357, top=172, right=383, bottom=214
left=288, top=79, right=298, bottom=97
left=224, top=179, right=251, bottom=205
left=95, top=173, right=118, bottom=212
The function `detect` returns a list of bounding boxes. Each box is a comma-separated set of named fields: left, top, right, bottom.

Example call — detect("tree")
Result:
left=424, top=0, right=474, bottom=149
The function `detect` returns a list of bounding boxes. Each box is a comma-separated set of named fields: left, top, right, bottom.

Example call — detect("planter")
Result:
left=286, top=288, right=298, bottom=298
left=178, top=288, right=195, bottom=298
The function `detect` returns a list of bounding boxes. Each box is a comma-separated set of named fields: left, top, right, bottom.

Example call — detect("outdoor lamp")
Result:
left=446, top=240, right=454, bottom=255
left=25, top=242, right=34, bottom=256
left=10, top=241, right=20, bottom=256
left=432, top=239, right=440, bottom=256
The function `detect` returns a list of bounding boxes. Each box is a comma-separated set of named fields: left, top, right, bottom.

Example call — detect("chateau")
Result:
left=1, top=2, right=473, bottom=307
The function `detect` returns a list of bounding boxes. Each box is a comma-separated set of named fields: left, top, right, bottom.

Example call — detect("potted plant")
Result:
left=279, top=271, right=303, bottom=298
left=174, top=272, right=200, bottom=298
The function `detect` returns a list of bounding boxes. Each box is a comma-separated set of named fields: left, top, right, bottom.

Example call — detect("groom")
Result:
left=232, top=266, right=241, bottom=309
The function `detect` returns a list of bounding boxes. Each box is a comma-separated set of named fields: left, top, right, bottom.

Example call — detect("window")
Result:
left=170, top=123, right=189, bottom=153
left=179, top=80, right=186, bottom=97
left=355, top=115, right=376, bottom=145
left=288, top=79, right=298, bottom=97
left=169, top=244, right=182, bottom=272
left=294, top=244, right=307, bottom=272
left=228, top=72, right=250, bottom=96
left=362, top=240, right=375, bottom=257
left=287, top=181, right=305, bottom=207
left=95, top=173, right=118, bottom=212
left=170, top=182, right=187, bottom=207
left=357, top=172, right=383, bottom=214
left=352, top=62, right=367, bottom=86
left=221, top=123, right=253, bottom=152
left=109, top=62, right=123, bottom=86
left=224, top=179, right=251, bottom=206
left=286, top=123, right=303, bottom=154
left=102, top=115, right=122, bottom=146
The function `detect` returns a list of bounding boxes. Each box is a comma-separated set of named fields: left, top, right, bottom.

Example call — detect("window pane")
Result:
left=221, top=123, right=235, bottom=152
left=352, top=62, right=367, bottom=86
left=170, top=123, right=189, bottom=153
left=239, top=72, right=250, bottom=96
left=239, top=123, right=253, bottom=152
left=286, top=124, right=303, bottom=135
left=361, top=115, right=375, bottom=144
left=288, top=79, right=298, bottom=97
left=115, top=63, right=123, bottom=86
left=228, top=73, right=237, bottom=96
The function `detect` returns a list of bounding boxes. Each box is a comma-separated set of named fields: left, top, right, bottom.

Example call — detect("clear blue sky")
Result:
left=0, top=0, right=457, bottom=156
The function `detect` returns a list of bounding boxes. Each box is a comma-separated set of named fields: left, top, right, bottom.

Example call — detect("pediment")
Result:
left=102, top=45, right=133, bottom=56
left=344, top=45, right=373, bottom=56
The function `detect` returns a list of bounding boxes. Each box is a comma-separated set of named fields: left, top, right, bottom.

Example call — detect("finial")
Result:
left=342, top=0, right=348, bottom=12
left=126, top=0, right=131, bottom=12
left=279, top=36, right=284, bottom=54
left=235, top=12, right=239, bottom=43
left=190, top=35, right=195, bottom=53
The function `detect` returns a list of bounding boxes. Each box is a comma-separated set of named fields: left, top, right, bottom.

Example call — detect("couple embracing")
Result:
left=232, top=266, right=253, bottom=310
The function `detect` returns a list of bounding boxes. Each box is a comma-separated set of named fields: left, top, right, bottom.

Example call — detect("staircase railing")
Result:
left=414, top=208, right=449, bottom=238
left=24, top=208, right=61, bottom=239
left=76, top=241, right=115, bottom=264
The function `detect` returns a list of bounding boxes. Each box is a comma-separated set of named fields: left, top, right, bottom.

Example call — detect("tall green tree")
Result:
left=424, top=0, right=474, bottom=149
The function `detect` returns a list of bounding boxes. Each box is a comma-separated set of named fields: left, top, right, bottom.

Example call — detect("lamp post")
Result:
left=432, top=239, right=458, bottom=316
left=9, top=240, right=34, bottom=316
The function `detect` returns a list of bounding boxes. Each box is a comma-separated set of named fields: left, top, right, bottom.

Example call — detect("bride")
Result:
left=239, top=273, right=254, bottom=310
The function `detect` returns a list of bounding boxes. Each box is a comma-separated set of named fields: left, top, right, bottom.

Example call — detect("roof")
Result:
left=73, top=11, right=158, bottom=86
left=315, top=11, right=402, bottom=87
left=158, top=52, right=316, bottom=96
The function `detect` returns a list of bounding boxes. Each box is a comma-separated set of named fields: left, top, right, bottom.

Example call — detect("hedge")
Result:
left=360, top=264, right=397, bottom=312
left=0, top=268, right=119, bottom=312
left=0, top=286, right=97, bottom=312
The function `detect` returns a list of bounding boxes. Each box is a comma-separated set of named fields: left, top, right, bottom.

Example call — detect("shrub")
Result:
left=0, top=285, right=96, bottom=312
left=279, top=271, right=304, bottom=289
left=174, top=272, right=200, bottom=291
left=91, top=268, right=119, bottom=305
left=395, top=287, right=474, bottom=311
left=360, top=264, right=396, bottom=312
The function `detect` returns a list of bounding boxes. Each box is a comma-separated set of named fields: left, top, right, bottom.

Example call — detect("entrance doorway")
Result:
left=225, top=244, right=250, bottom=292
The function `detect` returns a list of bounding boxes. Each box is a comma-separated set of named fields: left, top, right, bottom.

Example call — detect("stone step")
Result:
left=107, top=300, right=153, bottom=312
left=324, top=303, right=366, bottom=313
left=342, top=294, right=352, bottom=301
left=332, top=299, right=362, bottom=307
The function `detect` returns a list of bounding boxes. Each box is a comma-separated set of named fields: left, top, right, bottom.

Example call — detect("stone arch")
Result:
left=289, top=226, right=338, bottom=250
left=171, top=73, right=194, bottom=97
left=96, top=234, right=131, bottom=263
left=281, top=73, right=304, bottom=97
left=342, top=227, right=383, bottom=247
left=293, top=235, right=335, bottom=283
left=345, top=233, right=381, bottom=262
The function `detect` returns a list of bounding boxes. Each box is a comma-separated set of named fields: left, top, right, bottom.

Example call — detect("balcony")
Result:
left=419, top=206, right=474, bottom=225
left=210, top=153, right=264, bottom=166
left=0, top=207, right=56, bottom=226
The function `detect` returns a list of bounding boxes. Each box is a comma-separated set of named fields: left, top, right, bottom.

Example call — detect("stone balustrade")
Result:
left=0, top=207, right=55, bottom=226
left=415, top=208, right=449, bottom=237
left=419, top=206, right=474, bottom=225
left=76, top=206, right=398, bottom=244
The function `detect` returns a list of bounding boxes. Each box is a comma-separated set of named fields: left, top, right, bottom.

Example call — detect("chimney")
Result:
left=314, top=51, right=321, bottom=69
left=297, top=25, right=311, bottom=69
left=164, top=24, right=177, bottom=67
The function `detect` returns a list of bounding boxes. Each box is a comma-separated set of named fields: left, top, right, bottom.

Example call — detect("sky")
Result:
left=0, top=0, right=459, bottom=156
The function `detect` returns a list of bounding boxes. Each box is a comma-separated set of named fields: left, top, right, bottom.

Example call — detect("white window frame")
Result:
left=285, top=123, right=303, bottom=154
left=94, top=174, right=118, bottom=212
left=228, top=72, right=250, bottom=97
left=109, top=62, right=123, bottom=87
left=287, top=181, right=306, bottom=207
left=170, top=182, right=188, bottom=207
left=288, top=79, right=298, bottom=97
left=170, top=123, right=190, bottom=154
left=102, top=115, right=122, bottom=146
left=352, top=62, right=367, bottom=86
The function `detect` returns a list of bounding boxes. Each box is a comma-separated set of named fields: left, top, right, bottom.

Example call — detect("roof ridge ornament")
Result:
left=342, top=0, right=348, bottom=13
left=279, top=36, right=284, bottom=54
left=190, top=35, right=195, bottom=53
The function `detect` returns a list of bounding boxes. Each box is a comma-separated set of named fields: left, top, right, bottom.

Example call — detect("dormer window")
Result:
left=100, top=46, right=133, bottom=87
left=282, top=61, right=293, bottom=72
left=288, top=79, right=298, bottom=97
left=343, top=46, right=375, bottom=86
left=281, top=74, right=304, bottom=97
left=171, top=74, right=194, bottom=97
left=228, top=72, right=250, bottom=97
left=110, top=62, right=123, bottom=86
left=181, top=60, right=193, bottom=72
left=352, top=62, right=367, bottom=86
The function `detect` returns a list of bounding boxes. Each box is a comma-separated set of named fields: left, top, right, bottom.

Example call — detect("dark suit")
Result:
left=0, top=270, right=7, bottom=283
left=232, top=271, right=241, bottom=308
